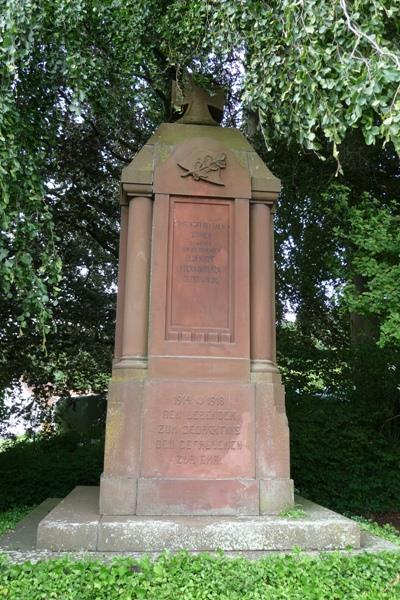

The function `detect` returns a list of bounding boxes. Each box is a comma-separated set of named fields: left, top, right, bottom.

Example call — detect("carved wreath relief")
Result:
left=178, top=153, right=227, bottom=186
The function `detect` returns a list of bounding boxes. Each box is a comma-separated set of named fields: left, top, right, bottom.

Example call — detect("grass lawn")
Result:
left=0, top=508, right=399, bottom=599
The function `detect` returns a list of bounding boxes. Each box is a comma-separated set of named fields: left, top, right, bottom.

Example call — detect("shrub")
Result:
left=288, top=394, right=400, bottom=514
left=0, top=430, right=103, bottom=511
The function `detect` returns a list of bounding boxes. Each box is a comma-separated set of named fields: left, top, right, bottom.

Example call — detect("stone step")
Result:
left=36, top=486, right=361, bottom=552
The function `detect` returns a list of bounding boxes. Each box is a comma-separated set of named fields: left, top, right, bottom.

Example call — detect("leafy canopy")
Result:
left=1, top=1, right=399, bottom=334
left=205, top=1, right=400, bottom=155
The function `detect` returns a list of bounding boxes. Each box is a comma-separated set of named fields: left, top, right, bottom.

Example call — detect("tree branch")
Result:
left=339, top=0, right=400, bottom=70
left=88, top=119, right=130, bottom=163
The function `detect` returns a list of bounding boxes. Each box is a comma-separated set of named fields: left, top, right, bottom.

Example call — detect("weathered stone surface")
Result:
left=121, top=123, right=281, bottom=201
left=99, top=515, right=359, bottom=553
left=255, top=381, right=291, bottom=480
left=99, top=475, right=137, bottom=516
left=102, top=379, right=144, bottom=477
left=6, top=495, right=400, bottom=563
left=2, top=514, right=395, bottom=564
left=136, top=479, right=259, bottom=516
left=37, top=487, right=99, bottom=551
left=259, top=478, right=294, bottom=515
left=37, top=488, right=361, bottom=552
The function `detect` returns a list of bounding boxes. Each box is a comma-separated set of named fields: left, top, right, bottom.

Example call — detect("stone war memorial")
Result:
left=37, top=82, right=360, bottom=553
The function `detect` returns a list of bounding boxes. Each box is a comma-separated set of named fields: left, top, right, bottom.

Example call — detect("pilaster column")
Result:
left=270, top=205, right=277, bottom=364
left=114, top=204, right=129, bottom=361
left=250, top=201, right=276, bottom=372
left=118, top=195, right=153, bottom=367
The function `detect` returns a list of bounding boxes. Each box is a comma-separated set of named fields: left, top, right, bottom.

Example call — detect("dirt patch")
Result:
left=367, top=513, right=400, bottom=533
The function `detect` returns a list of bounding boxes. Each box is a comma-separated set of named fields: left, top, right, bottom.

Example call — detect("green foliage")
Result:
left=0, top=115, right=119, bottom=427
left=0, top=506, right=31, bottom=536
left=277, top=324, right=347, bottom=400
left=206, top=1, right=400, bottom=154
left=1, top=0, right=399, bottom=338
left=274, top=174, right=400, bottom=352
left=54, top=394, right=106, bottom=434
left=1, top=0, right=63, bottom=338
left=0, top=0, right=170, bottom=339
left=278, top=505, right=307, bottom=519
left=0, top=551, right=400, bottom=599
left=337, top=195, right=400, bottom=347
left=288, top=393, right=400, bottom=515
left=0, top=431, right=103, bottom=511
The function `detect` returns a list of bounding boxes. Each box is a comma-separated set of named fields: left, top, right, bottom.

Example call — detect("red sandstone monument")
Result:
left=99, top=80, right=293, bottom=518
left=37, top=82, right=360, bottom=552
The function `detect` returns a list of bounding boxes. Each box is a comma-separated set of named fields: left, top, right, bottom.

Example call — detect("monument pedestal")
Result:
left=99, top=369, right=293, bottom=517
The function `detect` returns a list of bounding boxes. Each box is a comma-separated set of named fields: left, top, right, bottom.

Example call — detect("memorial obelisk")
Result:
left=99, top=81, right=294, bottom=517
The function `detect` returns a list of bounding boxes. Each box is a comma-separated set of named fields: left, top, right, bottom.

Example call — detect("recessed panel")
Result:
left=167, top=197, right=233, bottom=341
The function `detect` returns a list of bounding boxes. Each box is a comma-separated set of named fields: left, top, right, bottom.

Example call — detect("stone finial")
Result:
left=172, top=79, right=224, bottom=126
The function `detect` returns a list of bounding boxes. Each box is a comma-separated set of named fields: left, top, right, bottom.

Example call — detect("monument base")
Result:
left=100, top=371, right=294, bottom=516
left=37, top=487, right=361, bottom=552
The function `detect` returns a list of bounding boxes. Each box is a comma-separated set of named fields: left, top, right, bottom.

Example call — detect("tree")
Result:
left=1, top=1, right=399, bottom=429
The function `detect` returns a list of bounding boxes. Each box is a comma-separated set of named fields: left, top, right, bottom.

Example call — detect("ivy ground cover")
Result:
left=0, top=550, right=399, bottom=600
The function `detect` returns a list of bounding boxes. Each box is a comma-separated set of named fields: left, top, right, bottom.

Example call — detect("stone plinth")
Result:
left=37, top=487, right=361, bottom=552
